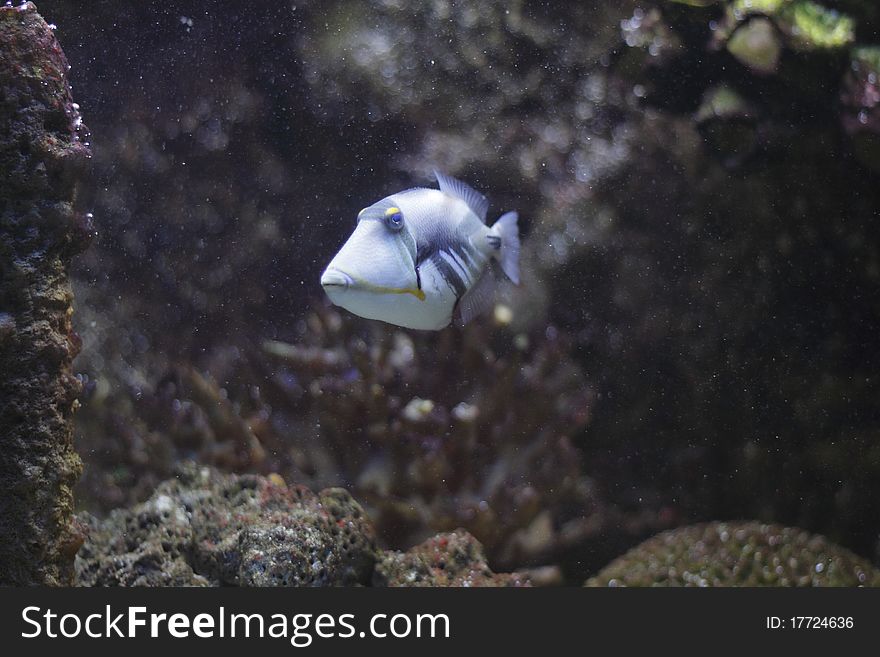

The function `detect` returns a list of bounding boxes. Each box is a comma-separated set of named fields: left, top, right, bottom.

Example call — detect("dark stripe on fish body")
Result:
left=431, top=251, right=468, bottom=297
left=461, top=240, right=479, bottom=260
left=458, top=242, right=482, bottom=270
left=447, top=248, right=471, bottom=279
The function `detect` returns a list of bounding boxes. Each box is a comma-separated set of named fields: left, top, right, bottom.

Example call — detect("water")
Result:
left=29, top=0, right=880, bottom=585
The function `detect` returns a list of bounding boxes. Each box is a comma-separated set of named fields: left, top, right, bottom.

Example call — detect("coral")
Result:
left=374, top=530, right=530, bottom=587
left=0, top=2, right=92, bottom=585
left=586, top=522, right=880, bottom=586
left=73, top=362, right=267, bottom=510
left=75, top=304, right=638, bottom=577
left=255, top=308, right=600, bottom=572
left=76, top=464, right=378, bottom=586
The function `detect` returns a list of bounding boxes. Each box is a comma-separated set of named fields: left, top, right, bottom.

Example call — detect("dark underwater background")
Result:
left=32, top=0, right=880, bottom=584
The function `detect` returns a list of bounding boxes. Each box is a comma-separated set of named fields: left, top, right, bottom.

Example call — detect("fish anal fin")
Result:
left=455, top=268, right=496, bottom=327
left=434, top=170, right=489, bottom=222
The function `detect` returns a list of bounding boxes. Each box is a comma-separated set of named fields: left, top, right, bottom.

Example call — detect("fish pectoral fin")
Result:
left=455, top=268, right=496, bottom=326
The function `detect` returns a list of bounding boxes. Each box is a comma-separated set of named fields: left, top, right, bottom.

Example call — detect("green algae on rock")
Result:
left=76, top=465, right=378, bottom=586
left=0, top=1, right=92, bottom=585
left=726, top=17, right=782, bottom=73
left=586, top=522, right=880, bottom=587
left=374, top=530, right=530, bottom=587
left=781, top=1, right=855, bottom=49
left=724, top=1, right=855, bottom=50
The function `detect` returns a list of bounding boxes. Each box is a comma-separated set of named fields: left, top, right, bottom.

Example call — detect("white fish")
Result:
left=321, top=171, right=520, bottom=330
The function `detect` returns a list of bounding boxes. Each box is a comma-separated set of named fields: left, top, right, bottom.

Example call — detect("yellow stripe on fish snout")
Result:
left=372, top=284, right=426, bottom=301
left=348, top=273, right=425, bottom=301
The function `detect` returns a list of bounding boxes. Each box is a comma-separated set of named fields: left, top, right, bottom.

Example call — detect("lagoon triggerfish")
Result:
left=321, top=171, right=520, bottom=330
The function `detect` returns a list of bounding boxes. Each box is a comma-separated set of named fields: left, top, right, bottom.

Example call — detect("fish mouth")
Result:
left=320, top=268, right=354, bottom=290
left=321, top=267, right=426, bottom=301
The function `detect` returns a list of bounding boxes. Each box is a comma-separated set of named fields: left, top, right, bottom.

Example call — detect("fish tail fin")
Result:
left=492, top=211, right=520, bottom=285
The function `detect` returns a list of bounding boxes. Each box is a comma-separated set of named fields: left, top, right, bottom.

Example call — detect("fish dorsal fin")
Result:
left=456, top=267, right=496, bottom=326
left=434, top=170, right=489, bottom=222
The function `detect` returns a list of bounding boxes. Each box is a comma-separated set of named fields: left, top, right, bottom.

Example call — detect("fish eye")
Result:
left=384, top=206, right=404, bottom=231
